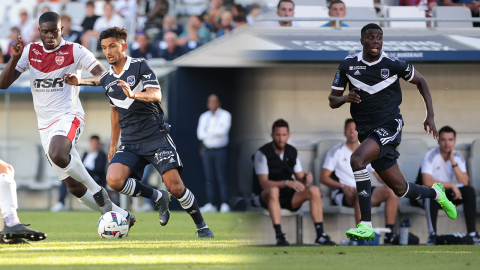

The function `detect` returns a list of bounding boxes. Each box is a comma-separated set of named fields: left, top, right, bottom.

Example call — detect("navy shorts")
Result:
left=358, top=119, right=403, bottom=172
left=110, top=134, right=183, bottom=180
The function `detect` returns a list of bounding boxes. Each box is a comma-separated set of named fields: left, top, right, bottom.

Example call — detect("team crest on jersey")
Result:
left=381, top=68, right=390, bottom=79
left=127, top=75, right=135, bottom=86
left=55, top=56, right=64, bottom=65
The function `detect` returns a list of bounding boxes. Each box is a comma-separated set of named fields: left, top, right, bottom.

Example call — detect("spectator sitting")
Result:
left=234, top=13, right=248, bottom=29
left=216, top=11, right=234, bottom=38
left=231, top=4, right=247, bottom=17
left=246, top=3, right=262, bottom=25
left=6, top=27, right=23, bottom=62
left=115, top=0, right=138, bottom=19
left=178, top=15, right=211, bottom=46
left=154, top=15, right=184, bottom=41
left=15, top=9, right=36, bottom=44
left=144, top=0, right=169, bottom=31
left=203, top=0, right=227, bottom=31
left=320, top=119, right=398, bottom=243
left=400, top=0, right=437, bottom=17
left=412, top=126, right=479, bottom=245
left=259, top=0, right=300, bottom=27
left=443, top=0, right=480, bottom=26
left=81, top=1, right=124, bottom=48
left=61, top=15, right=81, bottom=44
left=159, top=32, right=187, bottom=61
left=131, top=31, right=159, bottom=60
left=253, top=119, right=335, bottom=246
left=322, top=0, right=349, bottom=27
left=37, top=5, right=51, bottom=21
left=81, top=1, right=100, bottom=31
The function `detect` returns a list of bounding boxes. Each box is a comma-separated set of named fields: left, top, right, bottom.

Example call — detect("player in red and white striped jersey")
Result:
left=0, top=12, right=135, bottom=230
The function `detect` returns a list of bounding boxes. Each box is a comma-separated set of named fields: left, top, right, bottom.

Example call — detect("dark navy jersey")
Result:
left=100, top=56, right=168, bottom=143
left=331, top=51, right=414, bottom=134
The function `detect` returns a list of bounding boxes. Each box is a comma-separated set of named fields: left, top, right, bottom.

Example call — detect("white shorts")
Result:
left=39, top=114, right=85, bottom=181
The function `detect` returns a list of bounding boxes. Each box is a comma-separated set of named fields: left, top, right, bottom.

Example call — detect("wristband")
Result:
left=285, top=180, right=289, bottom=187
left=452, top=163, right=458, bottom=168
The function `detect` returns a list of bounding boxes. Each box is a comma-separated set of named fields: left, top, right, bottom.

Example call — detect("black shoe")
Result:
left=93, top=187, right=113, bottom=214
left=126, top=212, right=137, bottom=236
left=384, top=233, right=397, bottom=245
left=315, top=233, right=336, bottom=246
left=2, top=223, right=46, bottom=241
left=1, top=233, right=29, bottom=244
left=155, top=190, right=171, bottom=226
left=197, top=227, right=214, bottom=238
left=276, top=234, right=290, bottom=246
left=471, top=232, right=480, bottom=245
left=427, top=232, right=437, bottom=246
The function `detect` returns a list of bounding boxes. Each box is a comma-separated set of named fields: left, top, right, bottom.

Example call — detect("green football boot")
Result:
left=346, top=223, right=375, bottom=241
left=432, top=183, right=457, bottom=220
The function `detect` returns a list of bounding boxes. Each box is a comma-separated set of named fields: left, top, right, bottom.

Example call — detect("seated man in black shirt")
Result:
left=253, top=119, right=335, bottom=246
left=61, top=15, right=81, bottom=44
left=158, top=32, right=186, bottom=61
left=131, top=32, right=159, bottom=60
left=81, top=1, right=100, bottom=31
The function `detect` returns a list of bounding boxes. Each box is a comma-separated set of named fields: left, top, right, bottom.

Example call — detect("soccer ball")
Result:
left=97, top=211, right=129, bottom=239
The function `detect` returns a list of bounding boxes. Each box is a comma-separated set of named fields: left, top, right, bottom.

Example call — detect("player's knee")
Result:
left=106, top=174, right=124, bottom=191
left=169, top=182, right=185, bottom=198
left=309, top=186, right=321, bottom=198
left=267, top=187, right=280, bottom=199
left=350, top=152, right=366, bottom=169
left=48, top=149, right=70, bottom=168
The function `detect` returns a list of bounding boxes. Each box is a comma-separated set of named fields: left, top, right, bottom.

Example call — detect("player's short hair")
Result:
left=439, top=126, right=456, bottom=138
left=329, top=0, right=345, bottom=9
left=86, top=1, right=95, bottom=7
left=99, top=27, right=128, bottom=42
left=361, top=23, right=382, bottom=38
left=90, top=135, right=100, bottom=141
left=344, top=118, right=355, bottom=130
left=277, top=0, right=294, bottom=9
left=272, top=119, right=289, bottom=133
left=39, top=11, right=60, bottom=26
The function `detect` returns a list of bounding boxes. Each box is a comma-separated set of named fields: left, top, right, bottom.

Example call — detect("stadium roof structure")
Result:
left=173, top=25, right=480, bottom=67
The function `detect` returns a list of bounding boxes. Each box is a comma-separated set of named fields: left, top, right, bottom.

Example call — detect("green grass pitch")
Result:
left=1, top=211, right=479, bottom=270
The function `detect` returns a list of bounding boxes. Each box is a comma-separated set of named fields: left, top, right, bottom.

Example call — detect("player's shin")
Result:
left=353, top=167, right=372, bottom=226
left=400, top=182, right=437, bottom=200
left=78, top=190, right=129, bottom=217
left=0, top=174, right=20, bottom=226
left=62, top=154, right=101, bottom=194
left=176, top=188, right=207, bottom=230
left=118, top=178, right=163, bottom=202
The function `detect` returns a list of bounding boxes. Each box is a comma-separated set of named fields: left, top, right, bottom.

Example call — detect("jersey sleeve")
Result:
left=454, top=152, right=467, bottom=173
left=395, top=59, right=415, bottom=82
left=293, top=156, right=303, bottom=173
left=331, top=61, right=348, bottom=91
left=322, top=147, right=338, bottom=171
left=140, top=60, right=160, bottom=89
left=74, top=44, right=100, bottom=72
left=15, top=44, right=31, bottom=73
left=253, top=151, right=269, bottom=175
left=421, top=151, right=433, bottom=175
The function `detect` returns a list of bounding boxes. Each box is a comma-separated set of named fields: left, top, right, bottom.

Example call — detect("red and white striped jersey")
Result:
left=15, top=39, right=99, bottom=129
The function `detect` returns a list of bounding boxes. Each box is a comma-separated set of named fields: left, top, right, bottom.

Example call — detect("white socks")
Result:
left=0, top=173, right=20, bottom=226
left=78, top=190, right=129, bottom=217
left=360, top=221, right=373, bottom=228
left=62, top=155, right=101, bottom=194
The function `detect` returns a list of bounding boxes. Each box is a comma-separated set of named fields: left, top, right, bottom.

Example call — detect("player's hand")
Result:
left=345, top=88, right=361, bottom=104
left=287, top=180, right=305, bottom=193
left=448, top=150, right=456, bottom=164
left=61, top=73, right=80, bottom=85
left=108, top=145, right=118, bottom=163
left=117, top=79, right=135, bottom=99
left=423, top=115, right=438, bottom=140
left=304, top=172, right=313, bottom=184
left=452, top=185, right=462, bottom=201
left=11, top=36, right=24, bottom=58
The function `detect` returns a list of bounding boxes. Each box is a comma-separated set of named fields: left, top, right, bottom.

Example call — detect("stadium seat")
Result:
left=341, top=0, right=375, bottom=8
left=432, top=6, right=473, bottom=28
left=236, top=139, right=269, bottom=198
left=467, top=139, right=480, bottom=212
left=295, top=0, right=327, bottom=6
left=295, top=6, right=329, bottom=27
left=345, top=7, right=379, bottom=28
left=64, top=2, right=87, bottom=27
left=7, top=4, right=36, bottom=27
left=386, top=6, right=426, bottom=28
left=37, top=2, right=63, bottom=17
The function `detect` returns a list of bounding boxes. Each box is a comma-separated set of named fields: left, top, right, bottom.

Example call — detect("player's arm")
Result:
left=450, top=152, right=469, bottom=186
left=320, top=168, right=343, bottom=189
left=409, top=70, right=438, bottom=139
left=108, top=107, right=121, bottom=162
left=62, top=64, right=107, bottom=86
left=329, top=88, right=361, bottom=108
left=257, top=174, right=305, bottom=192
left=0, top=37, right=24, bottom=89
left=117, top=80, right=162, bottom=103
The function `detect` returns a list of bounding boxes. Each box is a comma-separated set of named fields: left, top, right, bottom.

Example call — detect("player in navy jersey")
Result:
left=63, top=27, right=213, bottom=238
left=328, top=23, right=457, bottom=240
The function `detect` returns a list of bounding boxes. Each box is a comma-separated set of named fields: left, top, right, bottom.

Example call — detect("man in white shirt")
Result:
left=257, top=0, right=300, bottom=27
left=197, top=94, right=232, bottom=213
left=81, top=1, right=125, bottom=48
left=15, top=9, right=36, bottom=44
left=417, top=126, right=479, bottom=245
left=320, top=119, right=398, bottom=243
left=253, top=119, right=335, bottom=246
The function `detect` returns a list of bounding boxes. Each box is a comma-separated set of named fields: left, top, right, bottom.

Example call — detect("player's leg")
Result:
left=0, top=159, right=46, bottom=242
left=291, top=186, right=335, bottom=245
left=260, top=187, right=287, bottom=245
left=342, top=186, right=361, bottom=223
left=456, top=186, right=479, bottom=242
left=200, top=149, right=217, bottom=212
left=371, top=186, right=398, bottom=242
